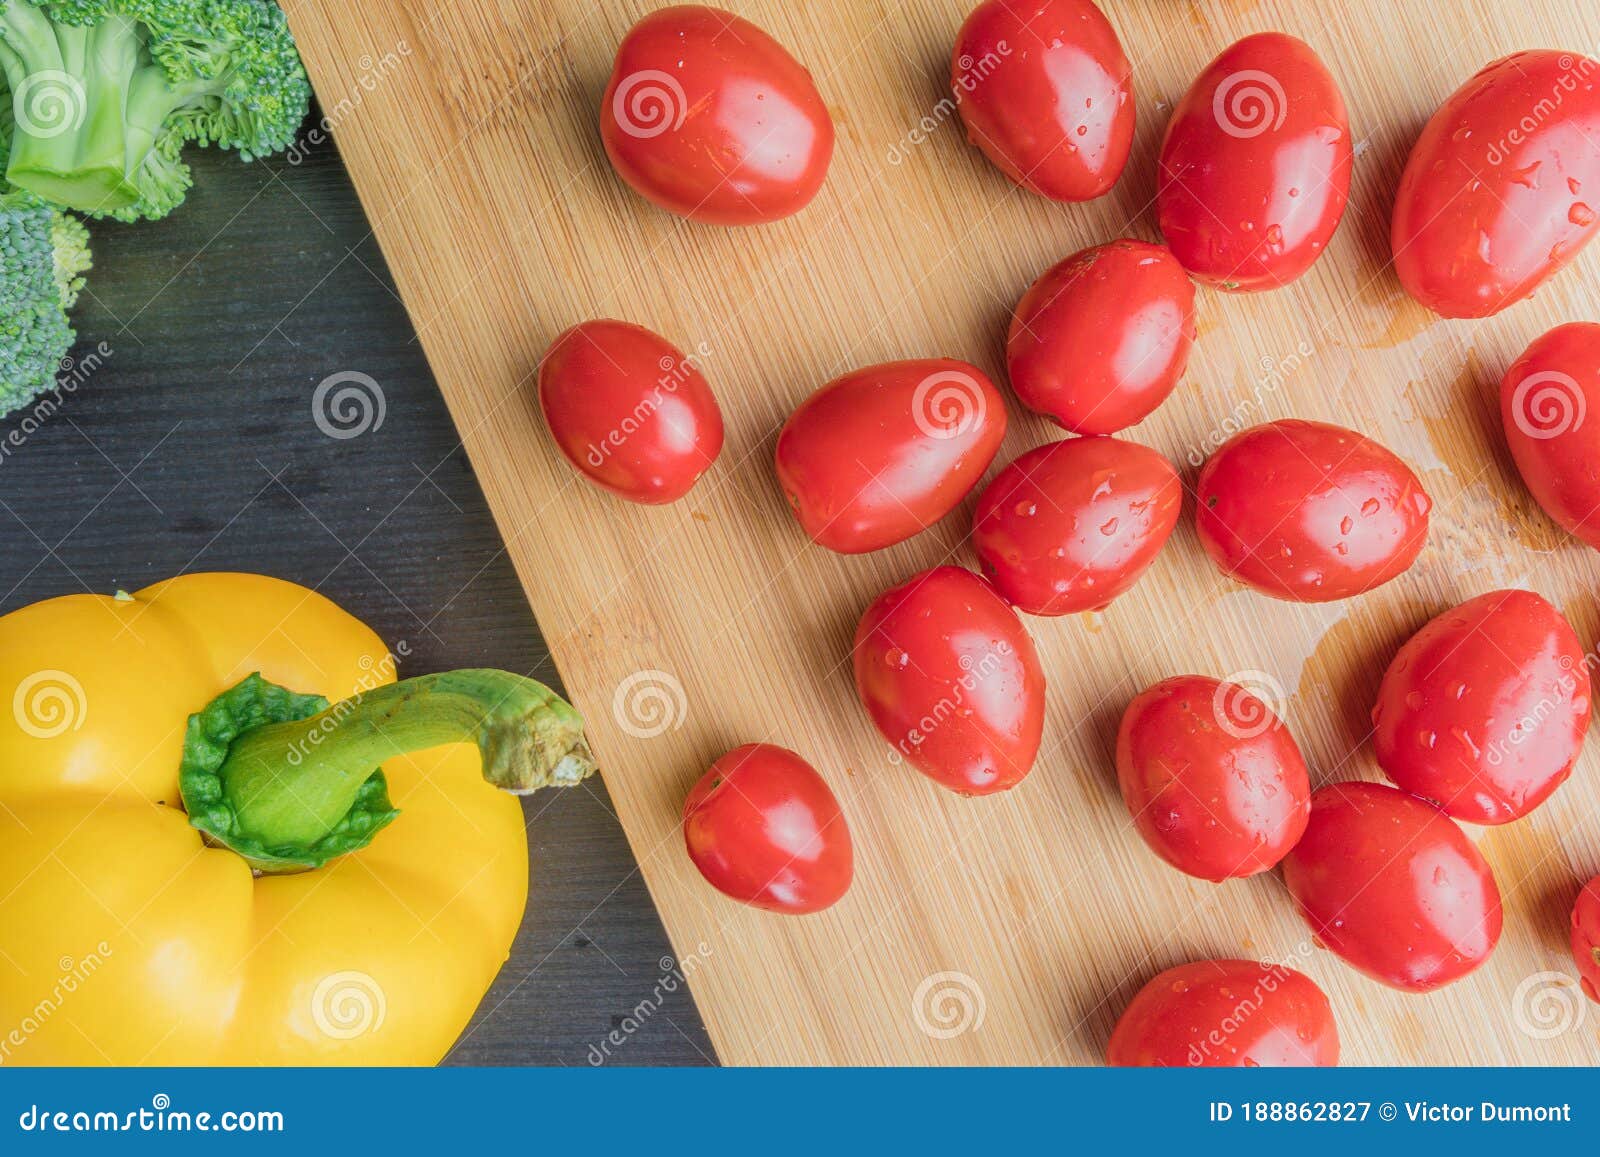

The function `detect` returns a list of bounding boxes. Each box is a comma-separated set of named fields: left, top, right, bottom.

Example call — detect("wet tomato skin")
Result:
left=1281, top=781, right=1503, bottom=992
left=1006, top=240, right=1196, bottom=434
left=1107, top=959, right=1339, bottom=1067
left=1157, top=33, right=1352, bottom=290
left=853, top=566, right=1045, bottom=795
left=1500, top=322, right=1600, bottom=549
left=1373, top=589, right=1590, bottom=825
left=683, top=744, right=853, bottom=914
left=776, top=359, right=1007, bottom=554
left=600, top=5, right=834, bottom=225
left=951, top=0, right=1135, bottom=202
left=1392, top=51, right=1600, bottom=318
left=1571, top=876, right=1600, bottom=1003
left=1116, top=675, right=1312, bottom=881
left=973, top=436, right=1181, bottom=616
left=1195, top=419, right=1431, bottom=602
left=538, top=319, right=725, bottom=504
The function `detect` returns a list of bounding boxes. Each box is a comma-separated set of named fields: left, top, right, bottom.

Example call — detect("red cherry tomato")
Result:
left=1282, top=781, right=1503, bottom=992
left=1157, top=33, right=1352, bottom=290
left=1392, top=51, right=1600, bottom=318
left=776, top=359, right=1007, bottom=554
left=1501, top=322, right=1600, bottom=549
left=951, top=0, right=1134, bottom=202
left=1107, top=959, right=1339, bottom=1067
left=973, top=436, right=1180, bottom=616
left=600, top=5, right=834, bottom=225
left=683, top=743, right=853, bottom=914
left=1196, top=419, right=1431, bottom=602
left=1006, top=240, right=1195, bottom=434
left=1571, top=876, right=1600, bottom=1002
left=1116, top=675, right=1311, bottom=881
left=1373, top=590, right=1590, bottom=825
left=538, top=319, right=725, bottom=504
left=853, top=566, right=1045, bottom=795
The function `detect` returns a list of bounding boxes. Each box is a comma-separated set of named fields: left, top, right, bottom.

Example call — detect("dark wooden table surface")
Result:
left=0, top=129, right=714, bottom=1066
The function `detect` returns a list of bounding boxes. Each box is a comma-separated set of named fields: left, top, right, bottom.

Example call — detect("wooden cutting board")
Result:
left=284, top=0, right=1600, bottom=1064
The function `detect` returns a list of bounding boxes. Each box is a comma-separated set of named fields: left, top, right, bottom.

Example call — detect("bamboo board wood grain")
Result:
left=283, top=0, right=1600, bottom=1064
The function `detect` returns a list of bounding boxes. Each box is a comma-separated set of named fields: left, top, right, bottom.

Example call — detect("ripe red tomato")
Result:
left=1195, top=419, right=1431, bottom=602
left=1107, top=959, right=1339, bottom=1067
left=1157, top=33, right=1352, bottom=290
left=683, top=743, right=853, bottom=914
left=1501, top=322, right=1600, bottom=549
left=776, top=359, right=1007, bottom=554
left=600, top=5, right=834, bottom=225
left=1006, top=240, right=1195, bottom=434
left=950, top=0, right=1134, bottom=202
left=972, top=436, right=1180, bottom=616
left=538, top=319, right=724, bottom=504
left=1116, top=675, right=1311, bottom=881
left=1282, top=781, right=1503, bottom=992
left=853, top=566, right=1045, bottom=795
left=1392, top=51, right=1600, bottom=318
left=1373, top=590, right=1590, bottom=825
left=1571, top=875, right=1600, bottom=1003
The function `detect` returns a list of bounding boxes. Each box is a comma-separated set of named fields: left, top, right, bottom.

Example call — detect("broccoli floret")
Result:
left=0, top=0, right=309, bottom=220
left=0, top=188, right=90, bottom=415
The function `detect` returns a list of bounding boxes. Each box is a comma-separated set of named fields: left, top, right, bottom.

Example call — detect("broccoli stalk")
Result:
left=0, top=0, right=310, bottom=221
left=0, top=188, right=90, bottom=415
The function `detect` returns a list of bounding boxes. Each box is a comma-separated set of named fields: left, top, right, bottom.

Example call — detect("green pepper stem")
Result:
left=207, top=670, right=596, bottom=867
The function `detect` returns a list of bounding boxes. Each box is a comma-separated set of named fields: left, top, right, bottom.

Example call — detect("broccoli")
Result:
left=0, top=187, right=89, bottom=415
left=0, top=0, right=310, bottom=221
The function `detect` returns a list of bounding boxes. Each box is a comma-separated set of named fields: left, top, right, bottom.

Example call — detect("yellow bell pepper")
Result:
left=0, top=572, right=594, bottom=1065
